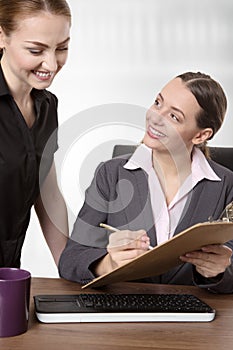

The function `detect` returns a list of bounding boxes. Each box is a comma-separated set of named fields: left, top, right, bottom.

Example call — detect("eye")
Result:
left=56, top=46, right=69, bottom=52
left=170, top=113, right=179, bottom=122
left=154, top=98, right=161, bottom=108
left=28, top=49, right=43, bottom=55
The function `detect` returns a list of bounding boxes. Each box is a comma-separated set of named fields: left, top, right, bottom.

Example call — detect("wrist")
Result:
left=92, top=253, right=112, bottom=277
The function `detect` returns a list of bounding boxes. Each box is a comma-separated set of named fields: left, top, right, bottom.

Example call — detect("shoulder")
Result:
left=42, top=90, right=58, bottom=106
left=92, top=153, right=138, bottom=192
left=95, top=153, right=133, bottom=177
left=92, top=152, right=148, bottom=199
left=104, top=153, right=132, bottom=167
left=33, top=89, right=58, bottom=107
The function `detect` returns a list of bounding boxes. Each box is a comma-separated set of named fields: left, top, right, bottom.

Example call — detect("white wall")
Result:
left=21, top=0, right=233, bottom=276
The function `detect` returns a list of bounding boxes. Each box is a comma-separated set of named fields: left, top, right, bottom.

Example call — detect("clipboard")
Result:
left=82, top=221, right=233, bottom=289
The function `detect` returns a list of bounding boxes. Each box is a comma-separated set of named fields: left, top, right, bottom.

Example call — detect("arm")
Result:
left=94, top=229, right=150, bottom=276
left=34, top=161, right=69, bottom=266
left=180, top=242, right=233, bottom=293
left=59, top=227, right=150, bottom=283
left=180, top=244, right=232, bottom=278
left=177, top=165, right=233, bottom=293
left=59, top=161, right=116, bottom=283
left=59, top=158, right=151, bottom=283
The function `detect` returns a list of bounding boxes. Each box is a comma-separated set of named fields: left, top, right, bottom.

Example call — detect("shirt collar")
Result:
left=0, top=64, right=10, bottom=96
left=124, top=143, right=220, bottom=182
left=191, top=147, right=221, bottom=182
left=123, top=143, right=152, bottom=173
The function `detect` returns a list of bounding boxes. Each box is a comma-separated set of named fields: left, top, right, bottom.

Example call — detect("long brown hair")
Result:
left=177, top=72, right=227, bottom=157
left=0, top=0, right=71, bottom=36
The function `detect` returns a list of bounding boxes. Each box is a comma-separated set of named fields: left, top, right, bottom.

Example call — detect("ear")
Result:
left=0, top=26, right=6, bottom=48
left=192, top=128, right=213, bottom=145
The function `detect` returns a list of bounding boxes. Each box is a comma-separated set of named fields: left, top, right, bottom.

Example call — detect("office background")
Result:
left=21, top=0, right=233, bottom=277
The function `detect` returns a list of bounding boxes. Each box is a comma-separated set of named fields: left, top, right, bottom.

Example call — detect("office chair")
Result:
left=112, top=144, right=233, bottom=172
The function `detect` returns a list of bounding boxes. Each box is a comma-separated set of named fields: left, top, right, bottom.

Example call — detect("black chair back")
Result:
left=112, top=145, right=233, bottom=172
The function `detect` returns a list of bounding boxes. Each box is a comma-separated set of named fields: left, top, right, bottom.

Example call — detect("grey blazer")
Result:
left=59, top=154, right=233, bottom=293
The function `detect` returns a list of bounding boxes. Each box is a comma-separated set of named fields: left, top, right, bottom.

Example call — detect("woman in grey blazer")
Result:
left=59, top=72, right=233, bottom=293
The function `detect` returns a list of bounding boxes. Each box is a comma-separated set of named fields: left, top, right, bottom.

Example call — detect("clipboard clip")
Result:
left=208, top=201, right=233, bottom=223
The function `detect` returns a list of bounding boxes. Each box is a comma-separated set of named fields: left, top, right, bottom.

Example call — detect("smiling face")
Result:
left=0, top=11, right=70, bottom=92
left=143, top=78, right=213, bottom=155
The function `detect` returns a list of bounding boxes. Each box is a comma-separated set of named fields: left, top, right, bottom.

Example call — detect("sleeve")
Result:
left=38, top=91, right=59, bottom=185
left=193, top=173, right=233, bottom=294
left=192, top=238, right=233, bottom=294
left=58, top=161, right=114, bottom=284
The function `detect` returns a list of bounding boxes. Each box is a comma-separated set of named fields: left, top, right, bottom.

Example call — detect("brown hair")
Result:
left=176, top=72, right=227, bottom=157
left=0, top=0, right=71, bottom=36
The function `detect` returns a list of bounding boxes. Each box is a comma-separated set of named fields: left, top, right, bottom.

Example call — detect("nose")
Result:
left=42, top=52, right=58, bottom=72
left=149, top=106, right=164, bottom=125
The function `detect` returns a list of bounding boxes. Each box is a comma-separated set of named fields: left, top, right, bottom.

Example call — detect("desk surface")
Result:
left=0, top=278, right=232, bottom=350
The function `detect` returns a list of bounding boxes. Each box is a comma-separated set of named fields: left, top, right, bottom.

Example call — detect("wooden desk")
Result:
left=0, top=278, right=232, bottom=350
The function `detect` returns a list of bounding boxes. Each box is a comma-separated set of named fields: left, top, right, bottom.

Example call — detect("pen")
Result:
left=99, top=223, right=153, bottom=250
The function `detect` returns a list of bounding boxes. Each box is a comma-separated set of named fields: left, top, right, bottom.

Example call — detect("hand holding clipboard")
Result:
left=83, top=202, right=233, bottom=289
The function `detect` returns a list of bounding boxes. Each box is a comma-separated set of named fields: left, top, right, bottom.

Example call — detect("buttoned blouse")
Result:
left=0, top=64, right=58, bottom=267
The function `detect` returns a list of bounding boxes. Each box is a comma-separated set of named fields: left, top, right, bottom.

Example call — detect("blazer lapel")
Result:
left=175, top=178, right=224, bottom=235
left=118, top=167, right=157, bottom=246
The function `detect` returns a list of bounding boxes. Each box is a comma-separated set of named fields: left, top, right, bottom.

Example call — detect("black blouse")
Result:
left=0, top=64, right=58, bottom=267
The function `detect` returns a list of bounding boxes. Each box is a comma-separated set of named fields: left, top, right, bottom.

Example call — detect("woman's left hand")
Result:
left=180, top=244, right=232, bottom=278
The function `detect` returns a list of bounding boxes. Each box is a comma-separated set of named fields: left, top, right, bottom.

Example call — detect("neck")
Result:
left=154, top=148, right=191, bottom=172
left=152, top=148, right=192, bottom=200
left=1, top=55, right=32, bottom=103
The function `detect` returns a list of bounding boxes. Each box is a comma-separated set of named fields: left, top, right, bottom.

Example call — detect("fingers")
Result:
left=201, top=244, right=232, bottom=256
left=181, top=244, right=232, bottom=262
left=180, top=244, right=232, bottom=278
left=108, top=246, right=148, bottom=265
left=107, top=229, right=150, bottom=270
left=108, top=229, right=150, bottom=250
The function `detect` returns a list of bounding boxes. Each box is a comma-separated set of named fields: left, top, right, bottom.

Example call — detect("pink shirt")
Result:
left=124, top=144, right=220, bottom=245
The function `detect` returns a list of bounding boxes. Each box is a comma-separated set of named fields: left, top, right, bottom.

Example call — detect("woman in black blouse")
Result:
left=0, top=0, right=71, bottom=267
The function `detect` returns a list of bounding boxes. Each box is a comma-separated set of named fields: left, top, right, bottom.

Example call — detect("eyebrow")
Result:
left=25, top=37, right=70, bottom=48
left=158, top=93, right=186, bottom=119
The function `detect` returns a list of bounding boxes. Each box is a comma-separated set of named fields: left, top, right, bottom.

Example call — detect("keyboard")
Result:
left=34, top=293, right=215, bottom=323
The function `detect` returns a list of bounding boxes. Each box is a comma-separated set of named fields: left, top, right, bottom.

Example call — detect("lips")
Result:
left=33, top=70, right=53, bottom=79
left=148, top=125, right=166, bottom=138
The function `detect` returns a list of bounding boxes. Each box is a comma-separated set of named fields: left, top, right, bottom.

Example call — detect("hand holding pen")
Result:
left=94, top=223, right=153, bottom=276
left=99, top=223, right=153, bottom=250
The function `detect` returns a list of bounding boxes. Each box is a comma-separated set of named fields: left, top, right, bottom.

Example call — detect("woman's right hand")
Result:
left=93, top=229, right=150, bottom=276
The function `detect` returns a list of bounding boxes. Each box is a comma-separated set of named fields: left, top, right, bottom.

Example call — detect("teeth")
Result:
left=34, top=71, right=52, bottom=78
left=149, top=126, right=165, bottom=137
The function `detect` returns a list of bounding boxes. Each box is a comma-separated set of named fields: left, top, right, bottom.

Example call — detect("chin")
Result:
left=33, top=80, right=53, bottom=90
left=143, top=136, right=159, bottom=149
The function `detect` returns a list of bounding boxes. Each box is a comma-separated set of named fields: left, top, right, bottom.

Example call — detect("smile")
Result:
left=148, top=126, right=166, bottom=138
left=33, top=70, right=53, bottom=78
